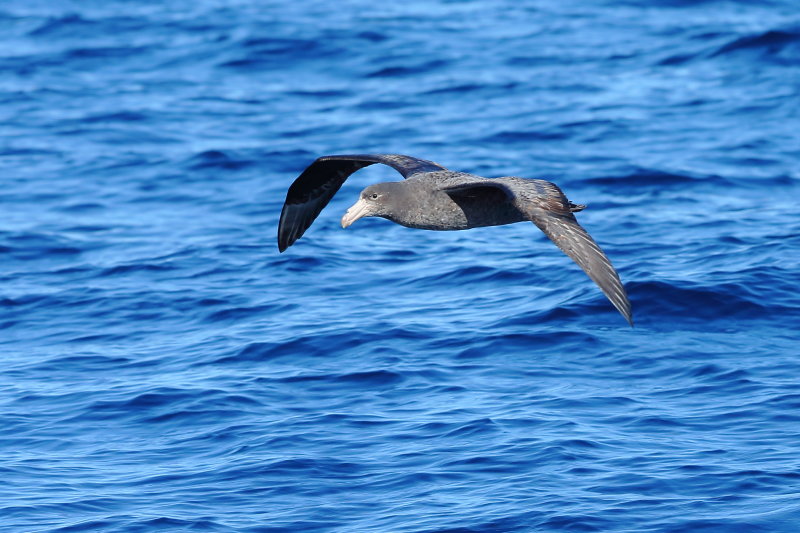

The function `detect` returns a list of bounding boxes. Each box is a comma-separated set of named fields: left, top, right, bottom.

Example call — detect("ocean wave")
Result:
left=585, top=168, right=711, bottom=187
left=712, top=26, right=800, bottom=57
left=3, top=0, right=800, bottom=531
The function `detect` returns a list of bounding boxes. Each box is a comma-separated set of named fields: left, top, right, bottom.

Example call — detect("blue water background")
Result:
left=2, top=1, right=800, bottom=531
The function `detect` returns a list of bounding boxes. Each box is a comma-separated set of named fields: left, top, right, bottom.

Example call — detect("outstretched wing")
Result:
left=528, top=208, right=632, bottom=326
left=440, top=177, right=632, bottom=325
left=278, top=154, right=446, bottom=252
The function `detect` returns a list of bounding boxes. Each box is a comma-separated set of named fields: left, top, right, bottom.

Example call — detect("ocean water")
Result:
left=2, top=0, right=799, bottom=531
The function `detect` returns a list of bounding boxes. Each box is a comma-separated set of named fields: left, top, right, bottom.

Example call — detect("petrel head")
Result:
left=341, top=183, right=398, bottom=228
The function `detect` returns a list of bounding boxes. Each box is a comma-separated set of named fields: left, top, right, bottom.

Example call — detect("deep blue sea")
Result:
left=2, top=1, right=800, bottom=531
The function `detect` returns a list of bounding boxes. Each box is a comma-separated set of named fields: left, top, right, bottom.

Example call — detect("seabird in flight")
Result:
left=278, top=154, right=632, bottom=325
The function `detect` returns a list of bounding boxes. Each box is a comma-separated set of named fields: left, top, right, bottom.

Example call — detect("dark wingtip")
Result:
left=277, top=233, right=294, bottom=253
left=277, top=232, right=289, bottom=253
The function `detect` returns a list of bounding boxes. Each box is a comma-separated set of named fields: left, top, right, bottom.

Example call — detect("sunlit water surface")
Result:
left=2, top=1, right=799, bottom=531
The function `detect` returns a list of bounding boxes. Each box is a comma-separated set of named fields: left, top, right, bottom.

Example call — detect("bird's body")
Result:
left=278, top=154, right=633, bottom=325
left=365, top=173, right=527, bottom=231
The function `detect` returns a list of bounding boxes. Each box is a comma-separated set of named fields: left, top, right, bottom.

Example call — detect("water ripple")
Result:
left=1, top=1, right=799, bottom=532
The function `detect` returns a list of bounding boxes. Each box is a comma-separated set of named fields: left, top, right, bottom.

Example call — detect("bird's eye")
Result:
left=371, top=193, right=378, bottom=199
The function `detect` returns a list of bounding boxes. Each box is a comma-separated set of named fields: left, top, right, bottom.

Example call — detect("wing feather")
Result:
left=439, top=177, right=633, bottom=325
left=530, top=209, right=632, bottom=325
left=277, top=154, right=446, bottom=252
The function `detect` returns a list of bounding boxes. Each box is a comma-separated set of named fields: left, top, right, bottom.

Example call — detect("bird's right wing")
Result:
left=527, top=207, right=632, bottom=326
left=278, top=154, right=446, bottom=252
left=439, top=177, right=632, bottom=325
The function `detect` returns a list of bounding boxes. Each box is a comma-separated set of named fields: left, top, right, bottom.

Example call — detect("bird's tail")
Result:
left=569, top=202, right=586, bottom=212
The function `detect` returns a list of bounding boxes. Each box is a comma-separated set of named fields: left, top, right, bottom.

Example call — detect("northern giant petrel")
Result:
left=278, top=154, right=632, bottom=325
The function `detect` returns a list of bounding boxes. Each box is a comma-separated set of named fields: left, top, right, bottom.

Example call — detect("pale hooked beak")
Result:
left=341, top=198, right=370, bottom=228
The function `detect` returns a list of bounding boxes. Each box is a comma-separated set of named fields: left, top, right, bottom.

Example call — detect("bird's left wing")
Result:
left=278, top=154, right=446, bottom=252
left=439, top=177, right=632, bottom=325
